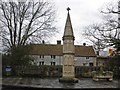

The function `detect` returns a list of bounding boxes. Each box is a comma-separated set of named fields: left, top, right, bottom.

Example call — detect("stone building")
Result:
left=30, top=43, right=96, bottom=66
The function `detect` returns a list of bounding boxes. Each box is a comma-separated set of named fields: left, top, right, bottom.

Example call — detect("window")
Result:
left=83, top=63, right=87, bottom=66
left=42, top=61, right=44, bottom=65
left=89, top=63, right=93, bottom=66
left=53, top=62, right=55, bottom=65
left=39, top=61, right=44, bottom=65
left=39, top=55, right=41, bottom=58
left=40, top=55, right=44, bottom=58
left=51, top=62, right=55, bottom=65
left=51, top=55, right=56, bottom=59
left=86, top=57, right=89, bottom=60
left=83, top=63, right=85, bottom=66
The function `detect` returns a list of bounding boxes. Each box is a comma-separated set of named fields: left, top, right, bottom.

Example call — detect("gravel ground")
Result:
left=1, top=77, right=119, bottom=89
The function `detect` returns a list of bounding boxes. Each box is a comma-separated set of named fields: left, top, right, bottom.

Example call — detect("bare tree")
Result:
left=83, top=1, right=119, bottom=53
left=0, top=0, right=57, bottom=50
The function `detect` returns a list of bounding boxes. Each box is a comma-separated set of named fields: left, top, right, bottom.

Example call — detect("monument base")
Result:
left=59, top=77, right=78, bottom=83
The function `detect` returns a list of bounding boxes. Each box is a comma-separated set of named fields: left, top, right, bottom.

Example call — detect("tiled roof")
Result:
left=29, top=44, right=62, bottom=56
left=75, top=45, right=96, bottom=57
left=29, top=44, right=96, bottom=57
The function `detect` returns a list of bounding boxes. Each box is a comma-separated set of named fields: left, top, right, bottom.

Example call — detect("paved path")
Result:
left=1, top=77, right=119, bottom=89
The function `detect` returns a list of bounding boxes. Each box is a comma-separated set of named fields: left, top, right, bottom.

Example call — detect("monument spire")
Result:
left=63, top=7, right=74, bottom=40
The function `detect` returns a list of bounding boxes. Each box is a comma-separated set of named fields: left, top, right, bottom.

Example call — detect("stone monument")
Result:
left=59, top=7, right=78, bottom=83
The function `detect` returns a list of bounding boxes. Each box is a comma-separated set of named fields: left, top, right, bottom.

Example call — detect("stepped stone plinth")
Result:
left=59, top=77, right=78, bottom=83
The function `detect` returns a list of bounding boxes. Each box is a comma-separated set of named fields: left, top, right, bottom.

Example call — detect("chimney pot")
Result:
left=83, top=43, right=86, bottom=46
left=57, top=40, right=61, bottom=45
left=42, top=40, right=45, bottom=44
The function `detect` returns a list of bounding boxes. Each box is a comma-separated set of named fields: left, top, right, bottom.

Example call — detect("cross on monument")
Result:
left=67, top=7, right=70, bottom=11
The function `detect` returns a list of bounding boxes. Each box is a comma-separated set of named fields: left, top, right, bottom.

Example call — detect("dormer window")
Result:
left=86, top=57, right=89, bottom=60
left=40, top=55, right=44, bottom=58
left=51, top=55, right=56, bottom=59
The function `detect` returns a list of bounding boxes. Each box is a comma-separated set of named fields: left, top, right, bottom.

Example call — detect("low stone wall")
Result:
left=2, top=65, right=116, bottom=78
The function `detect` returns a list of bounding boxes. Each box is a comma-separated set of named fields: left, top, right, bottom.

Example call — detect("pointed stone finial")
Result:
left=63, top=7, right=74, bottom=40
left=67, top=7, right=70, bottom=12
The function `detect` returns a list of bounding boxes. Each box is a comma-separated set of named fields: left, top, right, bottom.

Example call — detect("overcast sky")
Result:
left=50, top=0, right=118, bottom=45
